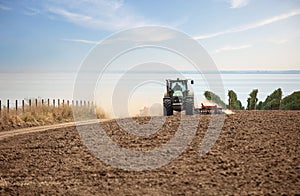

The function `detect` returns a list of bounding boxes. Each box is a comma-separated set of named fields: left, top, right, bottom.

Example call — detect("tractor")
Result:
left=163, top=78, right=194, bottom=116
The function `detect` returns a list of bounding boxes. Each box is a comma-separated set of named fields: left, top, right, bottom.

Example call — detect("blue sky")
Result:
left=0, top=0, right=300, bottom=72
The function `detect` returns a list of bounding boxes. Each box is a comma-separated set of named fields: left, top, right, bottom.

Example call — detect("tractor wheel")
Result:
left=163, top=98, right=173, bottom=116
left=185, top=98, right=194, bottom=115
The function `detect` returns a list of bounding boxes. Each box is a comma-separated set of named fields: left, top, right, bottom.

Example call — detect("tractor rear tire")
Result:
left=163, top=98, right=173, bottom=116
left=185, top=98, right=194, bottom=115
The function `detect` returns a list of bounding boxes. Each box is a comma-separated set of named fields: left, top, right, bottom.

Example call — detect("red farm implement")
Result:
left=195, top=103, right=223, bottom=114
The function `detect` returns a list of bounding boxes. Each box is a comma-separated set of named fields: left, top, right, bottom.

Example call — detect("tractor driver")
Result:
left=173, top=82, right=182, bottom=91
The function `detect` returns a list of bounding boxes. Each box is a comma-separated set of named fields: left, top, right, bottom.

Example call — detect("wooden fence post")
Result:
left=58, top=99, right=60, bottom=107
left=35, top=99, right=38, bottom=107
left=62, top=99, right=65, bottom=107
left=67, top=100, right=69, bottom=106
left=29, top=99, right=32, bottom=108
left=7, top=99, right=9, bottom=114
left=22, top=100, right=25, bottom=113
left=42, top=99, right=44, bottom=106
left=16, top=100, right=18, bottom=114
left=53, top=99, right=55, bottom=107
left=48, top=99, right=50, bottom=107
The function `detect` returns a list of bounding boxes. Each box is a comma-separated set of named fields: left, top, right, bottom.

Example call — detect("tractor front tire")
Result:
left=163, top=98, right=173, bottom=116
left=185, top=98, right=194, bottom=115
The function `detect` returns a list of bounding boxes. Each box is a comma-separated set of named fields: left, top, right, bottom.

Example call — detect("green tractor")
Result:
left=163, top=78, right=194, bottom=116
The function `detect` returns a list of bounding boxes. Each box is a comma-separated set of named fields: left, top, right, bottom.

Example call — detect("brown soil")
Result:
left=0, top=111, right=299, bottom=195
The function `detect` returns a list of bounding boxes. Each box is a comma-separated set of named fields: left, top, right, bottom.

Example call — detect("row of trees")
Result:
left=204, top=89, right=300, bottom=110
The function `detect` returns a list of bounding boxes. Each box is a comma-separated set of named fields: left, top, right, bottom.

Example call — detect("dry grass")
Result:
left=0, top=105, right=107, bottom=131
left=95, top=106, right=107, bottom=119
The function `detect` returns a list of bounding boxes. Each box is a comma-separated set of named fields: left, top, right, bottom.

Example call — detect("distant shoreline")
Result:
left=1, top=70, right=300, bottom=74
left=180, top=70, right=300, bottom=75
left=218, top=70, right=300, bottom=74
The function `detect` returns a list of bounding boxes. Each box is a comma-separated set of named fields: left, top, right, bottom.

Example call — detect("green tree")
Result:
left=280, top=91, right=300, bottom=110
left=261, top=88, right=282, bottom=110
left=228, top=90, right=243, bottom=110
left=256, top=101, right=263, bottom=110
left=247, top=89, right=258, bottom=110
left=204, top=91, right=211, bottom=100
left=204, top=91, right=226, bottom=108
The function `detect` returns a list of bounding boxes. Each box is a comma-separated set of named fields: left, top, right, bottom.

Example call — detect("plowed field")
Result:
left=1, top=111, right=299, bottom=195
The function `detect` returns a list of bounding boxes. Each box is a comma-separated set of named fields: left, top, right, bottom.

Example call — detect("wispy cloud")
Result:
left=62, top=27, right=178, bottom=45
left=269, top=39, right=288, bottom=45
left=214, top=44, right=252, bottom=53
left=46, top=0, right=152, bottom=31
left=229, top=0, right=250, bottom=9
left=24, top=7, right=40, bottom=16
left=267, top=31, right=300, bottom=45
left=0, top=4, right=11, bottom=11
left=194, top=9, right=300, bottom=40
left=48, top=7, right=98, bottom=25
left=62, top=38, right=99, bottom=44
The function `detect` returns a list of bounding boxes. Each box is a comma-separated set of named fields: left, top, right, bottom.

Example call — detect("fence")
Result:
left=0, top=98, right=94, bottom=117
